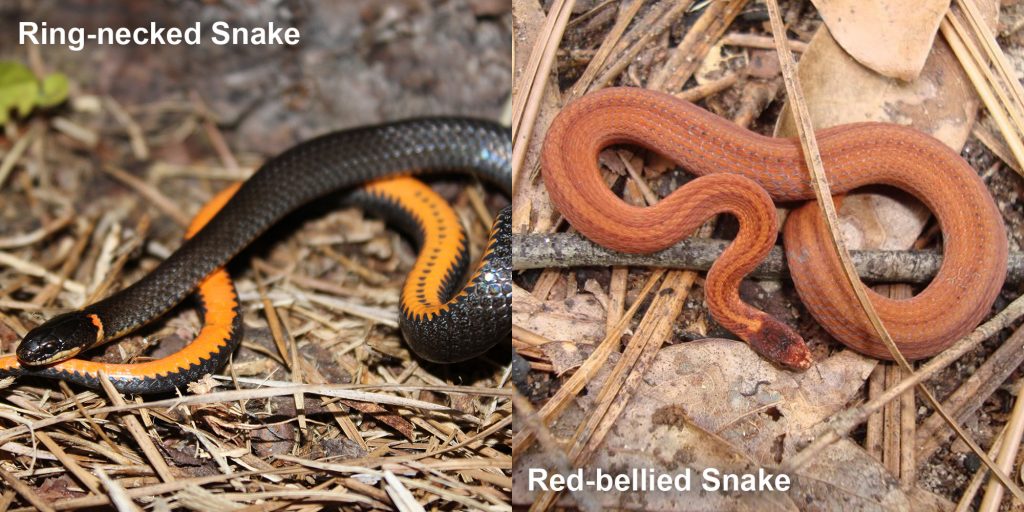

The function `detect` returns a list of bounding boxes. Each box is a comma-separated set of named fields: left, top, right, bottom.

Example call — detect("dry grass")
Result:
left=0, top=83, right=511, bottom=511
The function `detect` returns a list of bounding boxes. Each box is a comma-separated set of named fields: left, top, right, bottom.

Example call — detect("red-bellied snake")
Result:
left=541, top=87, right=1007, bottom=368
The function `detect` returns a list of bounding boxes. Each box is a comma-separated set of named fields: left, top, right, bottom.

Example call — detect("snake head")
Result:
left=747, top=319, right=813, bottom=370
left=17, top=312, right=101, bottom=366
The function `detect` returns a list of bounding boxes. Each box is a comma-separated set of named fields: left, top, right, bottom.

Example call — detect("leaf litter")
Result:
left=512, top=0, right=1024, bottom=508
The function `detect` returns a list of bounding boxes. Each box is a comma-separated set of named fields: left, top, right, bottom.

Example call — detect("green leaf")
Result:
left=0, top=61, right=39, bottom=124
left=0, top=61, right=70, bottom=124
left=39, top=72, right=69, bottom=108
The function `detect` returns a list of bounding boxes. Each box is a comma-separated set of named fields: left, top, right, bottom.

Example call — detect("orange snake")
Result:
left=541, top=87, right=1007, bottom=368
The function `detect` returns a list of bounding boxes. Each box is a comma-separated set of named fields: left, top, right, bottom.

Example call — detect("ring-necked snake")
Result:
left=0, top=118, right=512, bottom=394
left=542, top=87, right=1007, bottom=368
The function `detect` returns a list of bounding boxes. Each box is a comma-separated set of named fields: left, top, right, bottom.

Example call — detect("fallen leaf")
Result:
left=775, top=23, right=986, bottom=150
left=582, top=278, right=609, bottom=310
left=810, top=0, right=948, bottom=80
left=513, top=283, right=606, bottom=344
left=695, top=39, right=742, bottom=84
left=837, top=191, right=930, bottom=251
left=514, top=408, right=799, bottom=510
left=251, top=421, right=294, bottom=458
left=618, top=340, right=876, bottom=463
left=748, top=49, right=782, bottom=79
left=788, top=439, right=911, bottom=510
left=186, top=374, right=223, bottom=395
left=598, top=148, right=628, bottom=176
left=540, top=340, right=591, bottom=375
left=36, top=475, right=79, bottom=502
left=513, top=341, right=915, bottom=509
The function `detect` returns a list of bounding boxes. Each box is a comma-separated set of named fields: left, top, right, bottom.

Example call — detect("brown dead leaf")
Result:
left=775, top=24, right=984, bottom=149
left=622, top=179, right=645, bottom=207
left=686, top=311, right=709, bottom=338
left=251, top=421, right=294, bottom=458
left=36, top=475, right=80, bottom=502
left=837, top=191, right=930, bottom=251
left=186, top=374, right=223, bottom=395
left=789, top=439, right=911, bottom=510
left=582, top=278, right=609, bottom=310
left=810, top=0, right=948, bottom=80
left=228, top=357, right=277, bottom=377
left=540, top=340, right=591, bottom=375
left=598, top=149, right=628, bottom=176
left=316, top=437, right=368, bottom=460
left=748, top=49, right=782, bottom=79
left=695, top=39, right=743, bottom=84
left=645, top=152, right=678, bottom=177
left=512, top=283, right=606, bottom=344
left=512, top=342, right=916, bottom=509
left=514, top=409, right=799, bottom=510
left=619, top=340, right=876, bottom=463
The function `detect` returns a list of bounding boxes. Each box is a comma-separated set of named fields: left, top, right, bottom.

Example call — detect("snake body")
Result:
left=2, top=118, right=512, bottom=393
left=542, top=87, right=1007, bottom=366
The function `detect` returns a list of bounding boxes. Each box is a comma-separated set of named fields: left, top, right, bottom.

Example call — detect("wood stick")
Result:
left=883, top=363, right=902, bottom=476
left=915, top=324, right=1024, bottom=463
left=978, top=379, right=1024, bottom=511
left=721, top=32, right=809, bottom=52
left=513, top=233, right=1024, bottom=284
left=650, top=0, right=749, bottom=91
left=96, top=372, right=176, bottom=483
left=0, top=467, right=55, bottom=512
left=866, top=365, right=885, bottom=460
left=784, top=293, right=1024, bottom=473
